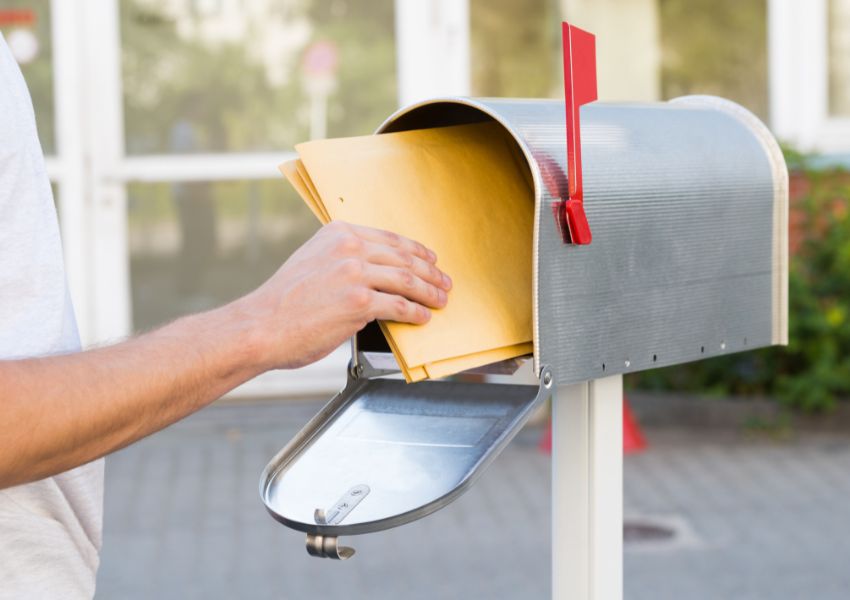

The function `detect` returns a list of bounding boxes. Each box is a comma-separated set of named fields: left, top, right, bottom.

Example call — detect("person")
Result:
left=0, top=33, right=451, bottom=598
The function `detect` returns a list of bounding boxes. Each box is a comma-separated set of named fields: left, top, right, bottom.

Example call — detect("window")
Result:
left=659, top=0, right=768, bottom=120
left=119, top=0, right=398, bottom=339
left=121, top=0, right=397, bottom=154
left=470, top=0, right=561, bottom=98
left=116, top=0, right=399, bottom=395
left=128, top=179, right=318, bottom=331
left=769, top=0, right=850, bottom=154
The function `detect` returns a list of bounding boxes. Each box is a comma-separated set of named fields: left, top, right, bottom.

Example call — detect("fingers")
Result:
left=369, top=291, right=432, bottom=325
left=364, top=264, right=448, bottom=310
left=322, top=221, right=452, bottom=327
left=345, top=223, right=438, bottom=265
left=363, top=241, right=452, bottom=292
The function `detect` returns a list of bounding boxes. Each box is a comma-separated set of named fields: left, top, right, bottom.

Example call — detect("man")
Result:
left=0, top=33, right=451, bottom=598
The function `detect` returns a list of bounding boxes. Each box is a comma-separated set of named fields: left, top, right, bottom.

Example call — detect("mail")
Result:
left=281, top=122, right=534, bottom=382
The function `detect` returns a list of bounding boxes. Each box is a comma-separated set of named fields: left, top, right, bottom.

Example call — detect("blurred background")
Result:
left=4, top=0, right=850, bottom=598
left=4, top=0, right=847, bottom=404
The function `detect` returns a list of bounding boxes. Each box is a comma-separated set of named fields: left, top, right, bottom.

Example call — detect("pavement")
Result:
left=95, top=397, right=850, bottom=599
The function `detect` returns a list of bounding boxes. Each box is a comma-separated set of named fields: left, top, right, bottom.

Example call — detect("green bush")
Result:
left=628, top=155, right=850, bottom=412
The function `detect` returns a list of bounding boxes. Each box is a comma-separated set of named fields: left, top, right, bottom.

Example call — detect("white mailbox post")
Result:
left=555, top=376, right=624, bottom=600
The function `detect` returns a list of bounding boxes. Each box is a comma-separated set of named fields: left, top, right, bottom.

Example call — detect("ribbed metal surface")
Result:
left=379, top=96, right=787, bottom=386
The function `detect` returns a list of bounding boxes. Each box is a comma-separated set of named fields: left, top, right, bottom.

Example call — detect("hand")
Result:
left=239, top=221, right=453, bottom=370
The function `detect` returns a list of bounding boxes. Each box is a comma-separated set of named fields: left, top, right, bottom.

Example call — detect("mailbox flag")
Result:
left=561, top=21, right=597, bottom=245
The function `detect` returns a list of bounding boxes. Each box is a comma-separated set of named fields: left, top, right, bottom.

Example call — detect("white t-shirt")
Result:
left=0, top=34, right=103, bottom=598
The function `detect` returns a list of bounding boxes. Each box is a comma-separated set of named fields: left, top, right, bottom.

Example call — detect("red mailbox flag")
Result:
left=560, top=22, right=597, bottom=245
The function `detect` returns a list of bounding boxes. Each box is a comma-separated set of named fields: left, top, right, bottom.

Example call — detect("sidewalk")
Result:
left=96, top=398, right=850, bottom=599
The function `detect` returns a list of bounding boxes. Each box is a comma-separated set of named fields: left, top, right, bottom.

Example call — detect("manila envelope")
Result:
left=282, top=122, right=533, bottom=382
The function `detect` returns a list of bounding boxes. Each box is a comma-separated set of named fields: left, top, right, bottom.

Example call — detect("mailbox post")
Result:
left=554, top=376, right=623, bottom=600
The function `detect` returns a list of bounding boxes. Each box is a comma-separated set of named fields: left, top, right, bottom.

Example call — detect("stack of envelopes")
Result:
left=281, top=122, right=534, bottom=382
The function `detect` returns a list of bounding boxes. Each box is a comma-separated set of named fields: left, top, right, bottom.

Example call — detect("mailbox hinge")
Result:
left=305, top=533, right=356, bottom=560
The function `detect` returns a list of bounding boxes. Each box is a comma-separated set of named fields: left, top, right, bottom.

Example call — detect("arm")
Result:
left=0, top=221, right=452, bottom=489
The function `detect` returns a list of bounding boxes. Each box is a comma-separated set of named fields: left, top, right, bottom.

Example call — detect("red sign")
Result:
left=0, top=9, right=36, bottom=26
left=560, top=21, right=597, bottom=246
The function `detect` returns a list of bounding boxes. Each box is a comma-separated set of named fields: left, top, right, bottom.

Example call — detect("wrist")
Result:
left=158, top=298, right=270, bottom=387
left=212, top=296, right=271, bottom=377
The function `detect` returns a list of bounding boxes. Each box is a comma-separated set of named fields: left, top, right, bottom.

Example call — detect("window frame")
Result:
left=769, top=0, right=850, bottom=154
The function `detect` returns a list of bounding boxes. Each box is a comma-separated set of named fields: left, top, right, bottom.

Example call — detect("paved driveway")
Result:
left=96, top=399, right=850, bottom=599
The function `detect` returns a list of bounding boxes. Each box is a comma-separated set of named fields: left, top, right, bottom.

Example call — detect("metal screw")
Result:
left=350, top=489, right=363, bottom=496
left=624, top=359, right=631, bottom=368
left=543, top=371, right=552, bottom=387
left=720, top=341, right=726, bottom=350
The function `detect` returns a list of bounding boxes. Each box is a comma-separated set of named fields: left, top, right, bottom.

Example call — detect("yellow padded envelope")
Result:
left=281, top=122, right=534, bottom=382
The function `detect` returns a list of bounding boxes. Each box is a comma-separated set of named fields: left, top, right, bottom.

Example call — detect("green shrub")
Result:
left=628, top=155, right=850, bottom=412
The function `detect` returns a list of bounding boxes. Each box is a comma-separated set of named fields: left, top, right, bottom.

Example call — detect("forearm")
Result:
left=0, top=299, right=265, bottom=489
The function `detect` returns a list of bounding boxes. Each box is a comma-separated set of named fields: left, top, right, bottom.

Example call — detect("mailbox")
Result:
left=260, top=95, right=788, bottom=559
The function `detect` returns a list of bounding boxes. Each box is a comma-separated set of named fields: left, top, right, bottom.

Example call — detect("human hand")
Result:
left=239, top=221, right=452, bottom=370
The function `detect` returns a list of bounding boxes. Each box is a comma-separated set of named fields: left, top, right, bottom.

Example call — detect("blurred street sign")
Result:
left=303, top=40, right=338, bottom=77
left=302, top=40, right=339, bottom=96
left=0, top=9, right=35, bottom=26
left=302, top=40, right=339, bottom=139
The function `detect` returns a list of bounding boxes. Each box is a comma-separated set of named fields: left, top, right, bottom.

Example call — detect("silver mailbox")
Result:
left=260, top=95, right=789, bottom=558
left=378, top=95, right=788, bottom=384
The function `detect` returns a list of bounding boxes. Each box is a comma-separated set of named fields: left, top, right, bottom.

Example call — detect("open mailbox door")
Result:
left=260, top=357, right=553, bottom=559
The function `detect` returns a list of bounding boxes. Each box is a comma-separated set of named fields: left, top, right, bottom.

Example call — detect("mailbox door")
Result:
left=260, top=374, right=550, bottom=537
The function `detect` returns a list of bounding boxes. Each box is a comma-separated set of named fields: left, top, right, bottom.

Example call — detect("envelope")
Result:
left=281, top=122, right=534, bottom=382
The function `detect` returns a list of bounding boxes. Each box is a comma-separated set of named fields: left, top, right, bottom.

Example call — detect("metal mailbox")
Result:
left=260, top=95, right=789, bottom=559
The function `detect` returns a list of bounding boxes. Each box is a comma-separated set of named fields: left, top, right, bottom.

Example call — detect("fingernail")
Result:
left=442, top=273, right=452, bottom=289
left=437, top=289, right=447, bottom=305
left=427, top=249, right=437, bottom=262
